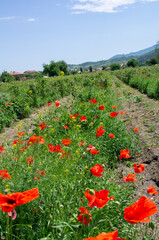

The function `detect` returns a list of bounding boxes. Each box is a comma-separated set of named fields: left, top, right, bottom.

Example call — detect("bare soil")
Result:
left=114, top=77, right=159, bottom=229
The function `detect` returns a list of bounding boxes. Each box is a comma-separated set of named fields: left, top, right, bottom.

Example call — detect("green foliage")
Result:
left=127, top=59, right=138, bottom=68
left=110, top=63, right=121, bottom=71
left=0, top=71, right=15, bottom=83
left=43, top=60, right=68, bottom=77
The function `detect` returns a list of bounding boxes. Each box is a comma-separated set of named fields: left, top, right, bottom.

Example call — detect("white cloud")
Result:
left=0, top=16, right=15, bottom=20
left=27, top=18, right=36, bottom=22
left=71, top=0, right=159, bottom=13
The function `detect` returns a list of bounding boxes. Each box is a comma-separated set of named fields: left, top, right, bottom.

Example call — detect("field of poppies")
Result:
left=0, top=71, right=158, bottom=240
left=115, top=65, right=159, bottom=100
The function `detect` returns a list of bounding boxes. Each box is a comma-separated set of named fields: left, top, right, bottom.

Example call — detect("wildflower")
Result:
left=54, top=118, right=59, bottom=121
left=124, top=196, right=158, bottom=224
left=109, top=133, right=115, bottom=138
left=99, top=105, right=104, bottom=110
left=78, top=141, right=86, bottom=146
left=64, top=124, right=68, bottom=129
left=5, top=104, right=9, bottom=107
left=112, top=106, right=116, bottom=109
left=90, top=149, right=99, bottom=155
left=8, top=208, right=17, bottom=220
left=48, top=144, right=62, bottom=153
left=19, top=146, right=27, bottom=152
left=46, top=103, right=52, bottom=106
left=13, top=140, right=23, bottom=145
left=0, top=170, right=11, bottom=180
left=39, top=123, right=47, bottom=130
left=86, top=144, right=95, bottom=151
left=147, top=186, right=158, bottom=195
left=80, top=116, right=87, bottom=122
left=83, top=230, right=126, bottom=240
left=26, top=157, right=34, bottom=164
left=133, top=128, right=139, bottom=132
left=55, top=102, right=60, bottom=107
left=119, top=149, right=131, bottom=160
left=27, top=134, right=45, bottom=145
left=69, top=114, right=77, bottom=119
left=0, top=146, right=5, bottom=153
left=120, top=111, right=125, bottom=115
left=96, top=126, right=105, bottom=137
left=84, top=189, right=114, bottom=208
left=123, top=174, right=137, bottom=182
left=90, top=99, right=97, bottom=104
left=17, top=131, right=24, bottom=138
left=38, top=170, right=46, bottom=176
left=62, top=139, right=72, bottom=146
left=109, top=112, right=118, bottom=117
left=133, top=163, right=145, bottom=173
left=0, top=188, right=39, bottom=212
left=90, top=164, right=103, bottom=177
left=77, top=207, right=92, bottom=225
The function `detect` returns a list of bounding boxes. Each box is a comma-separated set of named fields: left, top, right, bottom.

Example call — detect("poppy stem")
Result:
left=6, top=215, right=9, bottom=240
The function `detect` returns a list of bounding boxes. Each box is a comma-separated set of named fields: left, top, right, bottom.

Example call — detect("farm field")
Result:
left=0, top=70, right=159, bottom=240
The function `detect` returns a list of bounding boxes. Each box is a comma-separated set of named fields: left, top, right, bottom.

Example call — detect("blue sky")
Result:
left=0, top=0, right=159, bottom=73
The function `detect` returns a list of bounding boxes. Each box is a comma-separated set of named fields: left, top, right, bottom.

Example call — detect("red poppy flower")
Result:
left=109, top=112, right=118, bottom=117
left=90, top=164, right=103, bottom=177
left=99, top=105, right=104, bottom=110
left=84, top=189, right=114, bottom=208
left=69, top=114, right=77, bottom=119
left=0, top=188, right=39, bottom=212
left=80, top=116, right=87, bottom=122
left=120, top=111, right=125, bottom=115
left=78, top=141, right=86, bottom=146
left=109, top=133, right=115, bottom=138
left=5, top=104, right=9, bottom=107
left=96, top=126, right=105, bottom=137
left=27, top=134, right=45, bottom=145
left=62, top=139, right=72, bottom=146
left=83, top=230, right=126, bottom=240
left=133, top=163, right=145, bottom=173
left=124, top=196, right=158, bottom=224
left=64, top=124, right=68, bottom=129
left=0, top=170, right=11, bottom=180
left=0, top=146, right=5, bottom=153
left=17, top=131, right=24, bottom=138
left=147, top=186, right=158, bottom=195
left=90, top=149, right=99, bottom=155
left=123, top=174, right=137, bottom=182
left=119, top=149, right=131, bottom=160
left=19, top=146, right=27, bottom=152
left=26, top=157, right=34, bottom=164
left=112, top=106, right=116, bottom=109
left=38, top=170, right=46, bottom=176
left=48, top=144, right=62, bottom=153
left=13, top=140, right=23, bottom=145
left=46, top=102, right=52, bottom=106
left=39, top=123, right=47, bottom=130
left=77, top=207, right=92, bottom=225
left=55, top=102, right=60, bottom=107
left=54, top=118, right=59, bottom=121
left=133, top=128, right=139, bottom=132
left=90, top=99, right=97, bottom=104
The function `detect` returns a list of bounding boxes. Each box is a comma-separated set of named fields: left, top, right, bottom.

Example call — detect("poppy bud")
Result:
left=89, top=189, right=95, bottom=195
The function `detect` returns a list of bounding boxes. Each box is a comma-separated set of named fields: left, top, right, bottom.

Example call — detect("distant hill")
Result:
left=68, top=44, right=158, bottom=70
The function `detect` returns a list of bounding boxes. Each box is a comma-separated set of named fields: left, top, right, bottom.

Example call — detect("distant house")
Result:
left=10, top=72, right=25, bottom=78
left=96, top=67, right=102, bottom=71
left=24, top=70, right=37, bottom=75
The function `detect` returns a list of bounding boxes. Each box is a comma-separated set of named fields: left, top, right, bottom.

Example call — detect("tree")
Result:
left=43, top=60, right=68, bottom=77
left=110, top=63, right=121, bottom=71
left=0, top=71, right=15, bottom=82
left=88, top=66, right=92, bottom=72
left=80, top=67, right=83, bottom=73
left=127, top=59, right=138, bottom=68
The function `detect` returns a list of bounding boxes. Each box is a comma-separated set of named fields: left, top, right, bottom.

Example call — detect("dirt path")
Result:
left=114, top=77, right=159, bottom=226
left=0, top=96, right=72, bottom=145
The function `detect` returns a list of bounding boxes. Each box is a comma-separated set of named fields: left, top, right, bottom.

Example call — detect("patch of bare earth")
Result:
left=113, top=78, right=159, bottom=236
left=0, top=96, right=72, bottom=145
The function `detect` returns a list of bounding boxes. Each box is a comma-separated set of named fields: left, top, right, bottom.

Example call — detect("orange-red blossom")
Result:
left=0, top=188, right=39, bottom=212
left=83, top=230, right=126, bottom=240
